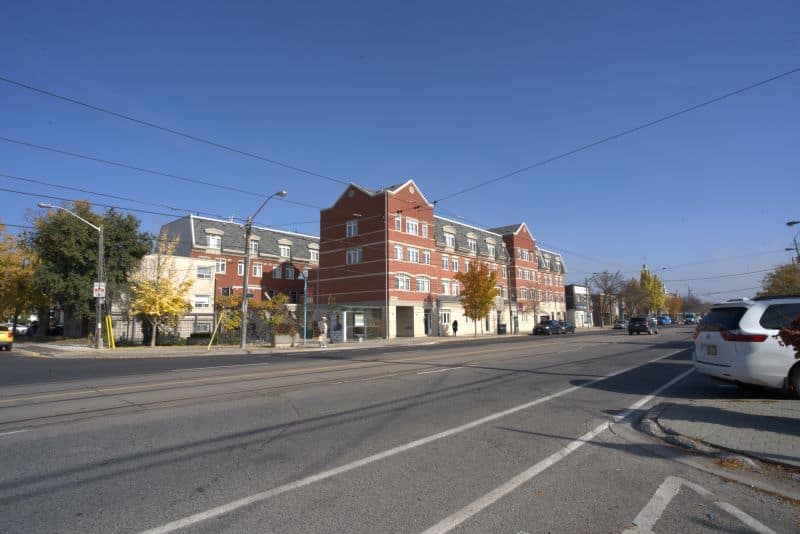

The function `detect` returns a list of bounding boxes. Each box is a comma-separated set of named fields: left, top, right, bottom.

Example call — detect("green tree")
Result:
left=24, top=202, right=151, bottom=334
left=129, top=234, right=193, bottom=347
left=455, top=262, right=499, bottom=336
left=758, top=263, right=800, bottom=297
left=640, top=267, right=665, bottom=314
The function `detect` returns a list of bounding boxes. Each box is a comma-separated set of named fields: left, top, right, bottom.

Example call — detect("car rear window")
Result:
left=629, top=318, right=646, bottom=324
left=0, top=325, right=7, bottom=332
left=759, top=303, right=800, bottom=330
left=697, top=307, right=746, bottom=331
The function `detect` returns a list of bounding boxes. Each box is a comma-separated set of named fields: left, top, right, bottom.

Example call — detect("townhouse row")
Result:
left=159, top=179, right=568, bottom=340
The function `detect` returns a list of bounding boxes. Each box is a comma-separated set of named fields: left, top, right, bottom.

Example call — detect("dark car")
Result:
left=628, top=316, right=658, bottom=335
left=560, top=321, right=576, bottom=334
left=533, top=320, right=565, bottom=335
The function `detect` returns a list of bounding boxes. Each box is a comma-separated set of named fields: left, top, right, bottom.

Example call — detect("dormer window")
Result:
left=207, top=235, right=221, bottom=249
left=467, top=239, right=477, bottom=252
left=445, top=234, right=456, bottom=248
left=279, top=245, right=291, bottom=257
left=249, top=240, right=258, bottom=254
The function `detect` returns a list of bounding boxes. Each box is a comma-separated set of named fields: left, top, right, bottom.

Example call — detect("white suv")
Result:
left=693, top=296, right=800, bottom=396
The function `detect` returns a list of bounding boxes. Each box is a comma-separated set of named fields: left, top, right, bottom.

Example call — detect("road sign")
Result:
left=93, top=282, right=106, bottom=298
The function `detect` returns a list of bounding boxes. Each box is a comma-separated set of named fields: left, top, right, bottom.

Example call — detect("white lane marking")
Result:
left=139, top=348, right=687, bottom=534
left=169, top=363, right=269, bottom=372
left=420, top=367, right=695, bottom=534
left=623, top=476, right=776, bottom=534
left=0, top=429, right=29, bottom=437
left=417, top=367, right=464, bottom=375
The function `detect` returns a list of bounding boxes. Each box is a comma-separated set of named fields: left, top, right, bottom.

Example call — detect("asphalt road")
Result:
left=0, top=328, right=796, bottom=533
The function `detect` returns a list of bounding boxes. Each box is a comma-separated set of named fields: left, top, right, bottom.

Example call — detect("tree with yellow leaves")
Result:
left=455, top=261, right=499, bottom=336
left=129, top=234, right=193, bottom=347
left=0, top=222, right=46, bottom=330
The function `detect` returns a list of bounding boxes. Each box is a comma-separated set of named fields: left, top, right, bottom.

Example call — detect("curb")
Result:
left=638, top=402, right=795, bottom=473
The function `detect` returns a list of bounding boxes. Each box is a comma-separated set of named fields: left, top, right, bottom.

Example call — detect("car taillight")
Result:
left=720, top=330, right=767, bottom=342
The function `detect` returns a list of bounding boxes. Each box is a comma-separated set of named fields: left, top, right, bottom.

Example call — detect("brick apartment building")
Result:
left=160, top=215, right=319, bottom=306
left=318, top=180, right=566, bottom=340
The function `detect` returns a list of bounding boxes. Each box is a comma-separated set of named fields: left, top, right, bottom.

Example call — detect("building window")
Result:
left=286, top=266, right=295, bottom=279
left=422, top=250, right=431, bottom=265
left=194, top=295, right=210, bottom=309
left=394, top=245, right=403, bottom=260
left=467, top=238, right=477, bottom=252
left=395, top=274, right=411, bottom=290
left=452, top=257, right=459, bottom=272
left=442, top=256, right=449, bottom=270
left=346, top=219, right=358, bottom=237
left=502, top=267, right=507, bottom=279
left=215, top=259, right=226, bottom=274
left=237, top=261, right=244, bottom=276
left=253, top=263, right=263, bottom=277
left=279, top=244, right=291, bottom=258
left=440, top=309, right=451, bottom=325
left=346, top=247, right=363, bottom=264
left=394, top=215, right=402, bottom=231
left=422, top=224, right=428, bottom=238
left=525, top=270, right=530, bottom=281
left=273, top=265, right=282, bottom=279
left=441, top=280, right=450, bottom=295
left=451, top=282, right=460, bottom=296
left=406, top=218, right=419, bottom=235
left=488, top=244, right=496, bottom=257
left=520, top=288, right=527, bottom=300
left=445, top=233, right=456, bottom=248
left=464, top=260, right=470, bottom=272
left=407, top=247, right=419, bottom=263
left=197, top=266, right=213, bottom=279
left=195, top=323, right=211, bottom=333
left=416, top=277, right=430, bottom=292
left=309, top=249, right=319, bottom=261
left=249, top=240, right=258, bottom=254
left=207, top=235, right=221, bottom=249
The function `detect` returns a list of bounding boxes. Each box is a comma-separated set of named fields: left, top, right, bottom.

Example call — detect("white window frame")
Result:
left=215, top=259, right=226, bottom=274
left=197, top=266, right=213, bottom=279
left=407, top=247, right=419, bottom=263
left=249, top=240, right=258, bottom=254
left=439, top=309, right=451, bottom=325
left=452, top=257, right=459, bottom=272
left=309, top=249, right=319, bottom=261
left=252, top=263, right=263, bottom=277
left=441, top=279, right=450, bottom=295
left=279, top=244, right=291, bottom=258
left=346, top=219, right=358, bottom=237
left=394, top=245, right=404, bottom=260
left=464, top=260, right=470, bottom=272
left=394, top=215, right=402, bottom=231
left=422, top=250, right=431, bottom=265
left=421, top=224, right=428, bottom=238
left=488, top=244, right=496, bottom=257
left=442, top=256, right=449, bottom=270
left=237, top=261, right=244, bottom=276
left=445, top=233, right=456, bottom=248
left=286, top=266, right=295, bottom=279
left=273, top=265, right=282, bottom=279
left=194, top=295, right=211, bottom=309
left=416, top=277, right=430, bottom=292
left=207, top=235, right=221, bottom=249
left=395, top=274, right=411, bottom=290
left=467, top=238, right=477, bottom=252
left=451, top=281, right=460, bottom=296
left=520, top=288, right=527, bottom=300
left=346, top=247, right=363, bottom=264
left=406, top=218, right=419, bottom=235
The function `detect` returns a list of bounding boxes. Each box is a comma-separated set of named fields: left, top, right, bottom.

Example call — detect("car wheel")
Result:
left=789, top=364, right=800, bottom=399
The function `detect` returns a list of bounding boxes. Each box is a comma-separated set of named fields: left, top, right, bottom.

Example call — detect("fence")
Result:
left=111, top=313, right=216, bottom=344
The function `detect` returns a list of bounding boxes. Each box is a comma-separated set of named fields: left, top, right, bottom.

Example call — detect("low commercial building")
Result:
left=565, top=284, right=592, bottom=328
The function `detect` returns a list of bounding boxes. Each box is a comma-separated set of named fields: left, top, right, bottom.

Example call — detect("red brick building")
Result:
left=160, top=215, right=319, bottom=306
left=318, top=180, right=566, bottom=339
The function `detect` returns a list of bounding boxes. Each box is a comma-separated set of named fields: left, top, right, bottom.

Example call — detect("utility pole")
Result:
left=240, top=190, right=287, bottom=349
left=787, top=221, right=800, bottom=263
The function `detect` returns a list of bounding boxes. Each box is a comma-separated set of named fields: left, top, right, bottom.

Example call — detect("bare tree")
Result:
left=590, top=270, right=624, bottom=326
left=620, top=279, right=648, bottom=317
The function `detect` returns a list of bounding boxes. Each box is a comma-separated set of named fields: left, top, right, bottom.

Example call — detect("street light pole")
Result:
left=787, top=221, right=800, bottom=263
left=240, top=190, right=287, bottom=349
left=38, top=202, right=103, bottom=349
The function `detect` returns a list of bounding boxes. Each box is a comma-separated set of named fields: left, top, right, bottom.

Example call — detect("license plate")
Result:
left=704, top=345, right=717, bottom=356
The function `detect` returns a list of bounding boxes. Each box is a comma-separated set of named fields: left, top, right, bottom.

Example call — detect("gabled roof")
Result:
left=386, top=179, right=434, bottom=207
left=488, top=224, right=522, bottom=236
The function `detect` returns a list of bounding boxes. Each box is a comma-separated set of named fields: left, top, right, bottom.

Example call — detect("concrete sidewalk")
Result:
left=653, top=395, right=800, bottom=469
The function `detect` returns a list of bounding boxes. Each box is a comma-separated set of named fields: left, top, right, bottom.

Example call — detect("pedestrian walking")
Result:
left=317, top=317, right=328, bottom=348
left=452, top=319, right=458, bottom=336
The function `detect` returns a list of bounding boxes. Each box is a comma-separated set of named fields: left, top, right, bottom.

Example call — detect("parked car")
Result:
left=628, top=316, right=658, bottom=335
left=0, top=325, right=12, bottom=351
left=560, top=321, right=576, bottom=334
left=6, top=322, right=27, bottom=335
left=533, top=320, right=565, bottom=335
left=693, top=296, right=800, bottom=396
left=683, top=312, right=698, bottom=325
left=657, top=316, right=672, bottom=326
left=613, top=319, right=628, bottom=330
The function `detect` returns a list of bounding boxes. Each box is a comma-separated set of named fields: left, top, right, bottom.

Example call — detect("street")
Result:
left=0, top=328, right=797, bottom=533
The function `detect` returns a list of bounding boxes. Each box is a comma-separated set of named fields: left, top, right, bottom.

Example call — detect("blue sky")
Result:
left=1, top=1, right=798, bottom=299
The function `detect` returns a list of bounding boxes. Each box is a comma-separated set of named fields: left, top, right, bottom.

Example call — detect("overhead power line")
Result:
left=663, top=268, right=774, bottom=282
left=0, top=136, right=324, bottom=211
left=0, top=76, right=350, bottom=186
left=433, top=66, right=800, bottom=204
